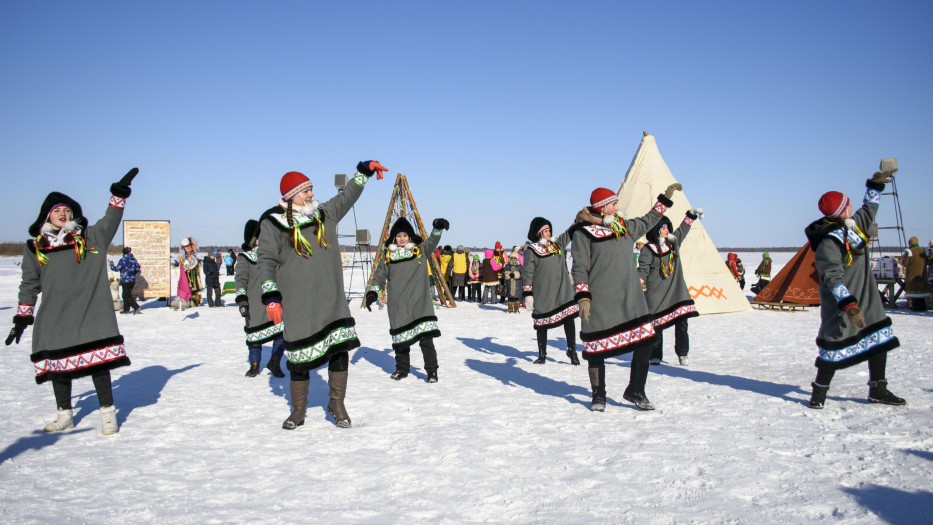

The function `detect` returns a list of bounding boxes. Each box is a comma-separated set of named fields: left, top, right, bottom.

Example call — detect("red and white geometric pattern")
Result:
left=523, top=285, right=532, bottom=292
left=653, top=201, right=668, bottom=214
left=34, top=343, right=126, bottom=377
left=534, top=304, right=580, bottom=328
left=575, top=283, right=589, bottom=293
left=647, top=242, right=670, bottom=255
left=652, top=304, right=697, bottom=329
left=583, top=321, right=655, bottom=354
left=109, top=195, right=126, bottom=209
left=17, top=304, right=34, bottom=316
left=580, top=225, right=615, bottom=239
left=683, top=216, right=694, bottom=225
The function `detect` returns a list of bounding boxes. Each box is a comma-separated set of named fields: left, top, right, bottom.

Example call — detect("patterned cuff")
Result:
left=261, top=281, right=278, bottom=293
left=574, top=282, right=591, bottom=302
left=683, top=216, right=695, bottom=225
left=863, top=186, right=881, bottom=205
left=639, top=277, right=645, bottom=286
left=653, top=200, right=669, bottom=215
left=431, top=229, right=441, bottom=237
left=109, top=196, right=126, bottom=209
left=522, top=285, right=533, bottom=298
left=17, top=304, right=34, bottom=317
left=370, top=284, right=381, bottom=293
left=352, top=172, right=368, bottom=187
left=831, top=284, right=855, bottom=311
left=261, top=283, right=282, bottom=304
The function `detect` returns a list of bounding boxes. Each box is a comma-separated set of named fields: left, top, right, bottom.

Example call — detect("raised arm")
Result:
left=321, top=161, right=386, bottom=223
left=86, top=168, right=137, bottom=247
left=674, top=208, right=701, bottom=245
left=423, top=228, right=444, bottom=255
left=626, top=193, right=673, bottom=241
left=853, top=174, right=891, bottom=232
left=555, top=224, right=574, bottom=250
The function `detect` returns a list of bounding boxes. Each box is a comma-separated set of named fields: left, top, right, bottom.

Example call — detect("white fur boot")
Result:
left=43, top=409, right=74, bottom=432
left=100, top=405, right=119, bottom=435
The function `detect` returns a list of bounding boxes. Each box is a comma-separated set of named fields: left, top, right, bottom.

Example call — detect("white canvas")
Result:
left=617, top=133, right=751, bottom=315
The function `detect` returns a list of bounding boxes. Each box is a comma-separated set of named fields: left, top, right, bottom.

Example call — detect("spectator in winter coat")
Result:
left=751, top=252, right=772, bottom=294
left=481, top=249, right=501, bottom=304
left=502, top=253, right=523, bottom=313
left=440, top=246, right=454, bottom=284
left=467, top=255, right=482, bottom=302
left=110, top=247, right=141, bottom=314
left=725, top=253, right=741, bottom=285
left=493, top=242, right=506, bottom=303
left=903, top=236, right=930, bottom=311
left=450, top=245, right=468, bottom=301
left=202, top=254, right=222, bottom=307
left=224, top=249, right=235, bottom=275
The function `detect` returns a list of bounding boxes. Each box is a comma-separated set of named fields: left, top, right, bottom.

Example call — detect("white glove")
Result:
left=689, top=207, right=705, bottom=219
left=525, top=296, right=534, bottom=311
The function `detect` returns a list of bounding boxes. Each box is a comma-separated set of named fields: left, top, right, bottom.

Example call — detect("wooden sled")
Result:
left=749, top=301, right=809, bottom=312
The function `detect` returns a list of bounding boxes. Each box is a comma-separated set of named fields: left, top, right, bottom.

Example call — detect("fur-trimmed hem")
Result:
left=35, top=356, right=130, bottom=385
left=815, top=338, right=899, bottom=371
left=533, top=301, right=579, bottom=331
left=391, top=329, right=442, bottom=351
left=816, top=317, right=893, bottom=350
left=652, top=300, right=698, bottom=331
left=245, top=320, right=278, bottom=334
left=580, top=315, right=657, bottom=359
left=389, top=315, right=439, bottom=336
left=285, top=340, right=360, bottom=373
left=30, top=335, right=125, bottom=363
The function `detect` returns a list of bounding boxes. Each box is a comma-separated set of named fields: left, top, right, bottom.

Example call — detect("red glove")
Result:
left=267, top=301, right=283, bottom=325
left=368, top=161, right=388, bottom=180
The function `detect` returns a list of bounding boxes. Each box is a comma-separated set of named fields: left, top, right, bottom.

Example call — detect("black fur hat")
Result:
left=242, top=219, right=260, bottom=251
left=645, top=216, right=674, bottom=245
left=527, top=217, right=552, bottom=243
left=122, top=247, right=132, bottom=255
left=29, top=192, right=87, bottom=238
left=385, top=217, right=422, bottom=247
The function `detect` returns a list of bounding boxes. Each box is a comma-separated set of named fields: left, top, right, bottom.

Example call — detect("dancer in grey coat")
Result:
left=235, top=218, right=285, bottom=378
left=803, top=170, right=905, bottom=409
left=570, top=184, right=680, bottom=412
left=7, top=169, right=138, bottom=435
left=522, top=217, right=580, bottom=365
left=637, top=209, right=703, bottom=366
left=257, top=161, right=387, bottom=430
left=366, top=217, right=449, bottom=383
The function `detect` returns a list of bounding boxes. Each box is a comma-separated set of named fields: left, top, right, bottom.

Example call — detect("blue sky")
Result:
left=2, top=1, right=931, bottom=249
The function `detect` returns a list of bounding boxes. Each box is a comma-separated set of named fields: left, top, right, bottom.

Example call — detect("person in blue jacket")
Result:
left=110, top=247, right=141, bottom=314
left=224, top=249, right=235, bottom=275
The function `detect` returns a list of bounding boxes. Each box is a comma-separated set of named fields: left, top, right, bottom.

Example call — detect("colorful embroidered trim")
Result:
left=17, top=304, right=34, bottom=316
left=653, top=201, right=669, bottom=215
left=34, top=343, right=126, bottom=377
left=283, top=180, right=313, bottom=201
left=352, top=172, right=367, bottom=187
left=391, top=320, right=440, bottom=345
left=109, top=195, right=126, bottom=209
left=818, top=326, right=895, bottom=363
left=537, top=224, right=551, bottom=237
left=831, top=284, right=852, bottom=302
left=575, top=283, right=589, bottom=294
left=533, top=304, right=579, bottom=327
left=582, top=321, right=655, bottom=354
left=236, top=288, right=247, bottom=297
left=683, top=216, right=694, bottom=225
left=592, top=194, right=618, bottom=209
left=285, top=325, right=358, bottom=364
left=523, top=285, right=532, bottom=292
left=864, top=188, right=881, bottom=205
left=261, top=281, right=278, bottom=293
left=652, top=304, right=697, bottom=328
left=829, top=195, right=850, bottom=218
left=246, top=323, right=284, bottom=343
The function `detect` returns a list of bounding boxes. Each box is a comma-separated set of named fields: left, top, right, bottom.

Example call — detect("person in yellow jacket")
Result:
left=439, top=245, right=454, bottom=284
left=449, top=245, right=469, bottom=301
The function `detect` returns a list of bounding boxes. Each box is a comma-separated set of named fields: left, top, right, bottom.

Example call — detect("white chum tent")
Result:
left=616, top=133, right=750, bottom=315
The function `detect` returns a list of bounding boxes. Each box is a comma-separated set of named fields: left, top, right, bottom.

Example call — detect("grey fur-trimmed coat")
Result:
left=17, top=194, right=131, bottom=384
left=256, top=171, right=371, bottom=373
left=370, top=229, right=444, bottom=350
left=637, top=213, right=699, bottom=331
left=522, top=227, right=579, bottom=331
left=804, top=179, right=899, bottom=370
left=234, top=249, right=283, bottom=346
left=570, top=197, right=671, bottom=360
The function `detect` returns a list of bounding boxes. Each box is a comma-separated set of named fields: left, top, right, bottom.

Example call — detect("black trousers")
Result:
left=121, top=281, right=139, bottom=312
left=536, top=320, right=577, bottom=351
left=815, top=352, right=887, bottom=386
left=588, top=346, right=652, bottom=395
left=52, top=370, right=113, bottom=409
left=651, top=318, right=689, bottom=360
left=452, top=286, right=466, bottom=301
left=206, top=286, right=221, bottom=307
left=289, top=352, right=349, bottom=381
left=396, top=337, right=439, bottom=372
left=225, top=264, right=234, bottom=275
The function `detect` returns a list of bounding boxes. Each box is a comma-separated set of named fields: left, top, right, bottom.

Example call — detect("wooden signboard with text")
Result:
left=122, top=220, right=171, bottom=298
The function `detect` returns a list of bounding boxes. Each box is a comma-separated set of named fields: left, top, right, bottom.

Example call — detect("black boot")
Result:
left=427, top=369, right=438, bottom=383
left=392, top=349, right=411, bottom=380
left=566, top=346, right=580, bottom=366
left=868, top=380, right=906, bottom=405
left=265, top=354, right=285, bottom=378
left=623, top=362, right=655, bottom=410
left=588, top=367, right=606, bottom=411
left=809, top=382, right=829, bottom=409
left=245, top=361, right=261, bottom=377
left=533, top=345, right=547, bottom=364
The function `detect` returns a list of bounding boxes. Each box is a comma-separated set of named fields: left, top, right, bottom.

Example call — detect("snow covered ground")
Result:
left=1, top=253, right=931, bottom=524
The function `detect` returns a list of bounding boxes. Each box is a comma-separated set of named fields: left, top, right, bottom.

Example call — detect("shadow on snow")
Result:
left=0, top=429, right=93, bottom=465
left=647, top=363, right=807, bottom=403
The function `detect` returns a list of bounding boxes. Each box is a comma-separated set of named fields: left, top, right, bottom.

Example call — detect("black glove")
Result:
left=238, top=304, right=249, bottom=318
left=365, top=290, right=378, bottom=312
left=5, top=316, right=32, bottom=346
left=110, top=168, right=139, bottom=199
left=433, top=218, right=450, bottom=231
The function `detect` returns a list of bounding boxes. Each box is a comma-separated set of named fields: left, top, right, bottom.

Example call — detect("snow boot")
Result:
left=282, top=379, right=309, bottom=430
left=566, top=346, right=580, bottom=366
left=809, top=382, right=829, bottom=409
left=327, top=370, right=352, bottom=428
left=245, top=361, right=261, bottom=377
left=391, top=370, right=409, bottom=380
left=624, top=362, right=655, bottom=410
left=678, top=355, right=690, bottom=366
left=265, top=354, right=285, bottom=378
left=43, top=408, right=74, bottom=432
left=649, top=357, right=661, bottom=366
left=588, top=367, right=606, bottom=412
left=533, top=347, right=547, bottom=364
left=867, top=380, right=906, bottom=406
left=622, top=387, right=655, bottom=410
left=427, top=369, right=438, bottom=383
left=100, top=405, right=119, bottom=435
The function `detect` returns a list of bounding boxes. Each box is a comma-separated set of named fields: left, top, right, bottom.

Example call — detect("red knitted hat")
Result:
left=590, top=188, right=617, bottom=210
left=495, top=241, right=502, bottom=250
left=818, top=191, right=849, bottom=218
left=280, top=171, right=312, bottom=200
